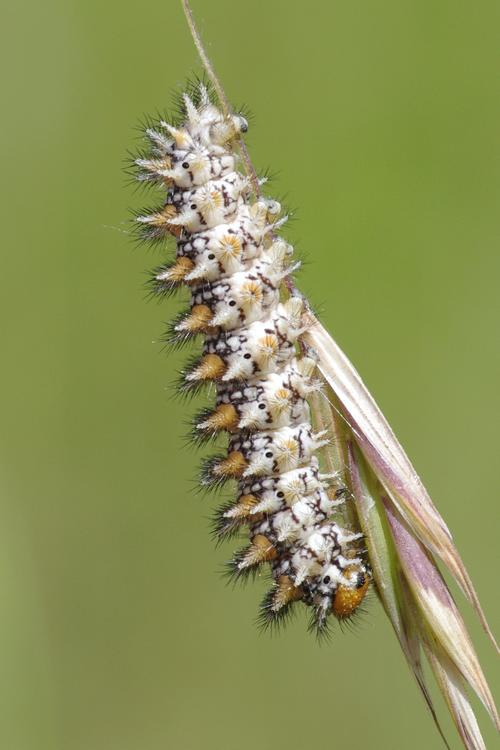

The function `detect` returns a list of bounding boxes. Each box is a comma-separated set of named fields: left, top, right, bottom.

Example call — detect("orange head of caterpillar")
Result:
left=332, top=564, right=370, bottom=619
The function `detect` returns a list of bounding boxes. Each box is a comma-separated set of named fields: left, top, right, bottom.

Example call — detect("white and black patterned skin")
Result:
left=134, top=84, right=369, bottom=635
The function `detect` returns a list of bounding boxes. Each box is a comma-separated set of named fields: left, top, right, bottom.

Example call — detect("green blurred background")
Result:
left=1, top=1, right=498, bottom=748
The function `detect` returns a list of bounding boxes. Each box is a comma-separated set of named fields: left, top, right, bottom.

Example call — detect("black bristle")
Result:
left=170, top=73, right=216, bottom=120
left=257, top=589, right=297, bottom=634
left=172, top=375, right=209, bottom=403
left=210, top=501, right=248, bottom=544
left=307, top=603, right=334, bottom=643
left=233, top=101, right=255, bottom=127
left=336, top=586, right=372, bottom=634
left=161, top=308, right=199, bottom=350
left=187, top=406, right=223, bottom=446
left=223, top=548, right=263, bottom=586
left=145, top=262, right=185, bottom=300
left=257, top=164, right=280, bottom=188
left=198, top=453, right=232, bottom=492
left=130, top=206, right=176, bottom=248
left=173, top=354, right=215, bottom=400
left=125, top=147, right=168, bottom=194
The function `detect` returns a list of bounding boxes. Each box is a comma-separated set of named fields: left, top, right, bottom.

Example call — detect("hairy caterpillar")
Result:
left=132, top=83, right=370, bottom=636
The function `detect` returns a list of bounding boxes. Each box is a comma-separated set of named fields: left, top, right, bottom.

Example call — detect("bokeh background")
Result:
left=1, top=1, right=499, bottom=748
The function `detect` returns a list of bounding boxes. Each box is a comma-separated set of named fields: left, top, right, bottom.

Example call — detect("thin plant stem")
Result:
left=181, top=0, right=261, bottom=197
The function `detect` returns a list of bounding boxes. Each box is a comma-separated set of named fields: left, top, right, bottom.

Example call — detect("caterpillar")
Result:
left=132, top=83, right=370, bottom=636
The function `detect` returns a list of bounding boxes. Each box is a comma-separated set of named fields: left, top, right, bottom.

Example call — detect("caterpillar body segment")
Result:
left=134, top=84, right=369, bottom=633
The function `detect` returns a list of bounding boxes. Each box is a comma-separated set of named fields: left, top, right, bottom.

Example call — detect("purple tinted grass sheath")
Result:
left=306, top=316, right=499, bottom=748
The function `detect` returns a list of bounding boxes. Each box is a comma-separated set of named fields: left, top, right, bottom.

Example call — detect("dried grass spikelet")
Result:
left=305, top=319, right=499, bottom=748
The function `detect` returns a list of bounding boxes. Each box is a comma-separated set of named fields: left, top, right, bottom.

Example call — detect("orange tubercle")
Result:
left=212, top=450, right=248, bottom=479
left=241, top=535, right=278, bottom=567
left=189, top=353, right=226, bottom=382
left=161, top=256, right=194, bottom=283
left=332, top=566, right=369, bottom=618
left=273, top=575, right=303, bottom=610
left=201, top=403, right=239, bottom=432
left=230, top=494, right=258, bottom=519
left=180, top=304, right=214, bottom=332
